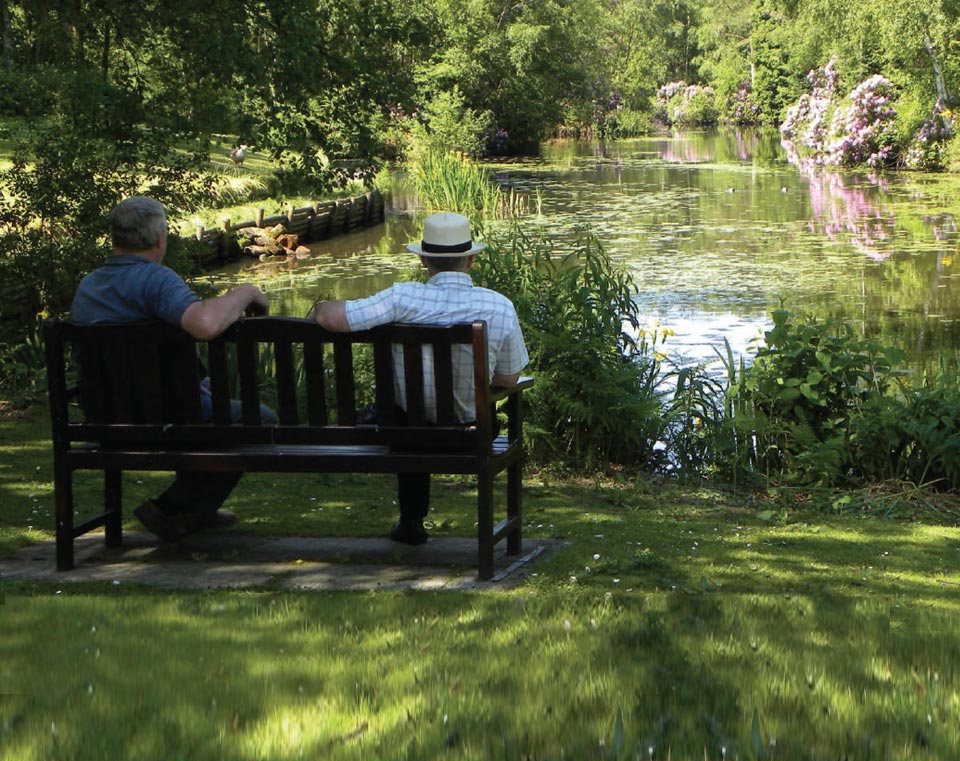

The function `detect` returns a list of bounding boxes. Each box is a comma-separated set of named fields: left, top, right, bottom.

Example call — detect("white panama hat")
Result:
left=405, top=212, right=487, bottom=257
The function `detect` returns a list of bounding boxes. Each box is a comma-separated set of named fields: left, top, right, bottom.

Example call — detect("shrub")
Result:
left=656, top=82, right=719, bottom=126
left=723, top=308, right=905, bottom=486
left=473, top=223, right=666, bottom=470
left=409, top=86, right=492, bottom=159
left=827, top=75, right=898, bottom=167
left=901, top=99, right=954, bottom=170
left=780, top=60, right=899, bottom=168
left=725, top=85, right=762, bottom=125
left=607, top=108, right=652, bottom=137
left=851, top=371, right=960, bottom=490
left=0, top=68, right=60, bottom=117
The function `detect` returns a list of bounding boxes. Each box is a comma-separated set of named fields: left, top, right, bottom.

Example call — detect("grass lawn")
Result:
left=1, top=406, right=959, bottom=759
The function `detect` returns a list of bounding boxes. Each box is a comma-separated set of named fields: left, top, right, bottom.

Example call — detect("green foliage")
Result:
left=409, top=86, right=491, bottom=158
left=722, top=308, right=905, bottom=485
left=605, top=108, right=652, bottom=137
left=748, top=0, right=797, bottom=124
left=0, top=122, right=213, bottom=322
left=660, top=364, right=728, bottom=482
left=414, top=0, right=602, bottom=150
left=0, top=317, right=47, bottom=403
left=473, top=224, right=665, bottom=470
left=0, top=68, right=59, bottom=117
left=851, top=369, right=960, bottom=489
left=656, top=82, right=720, bottom=126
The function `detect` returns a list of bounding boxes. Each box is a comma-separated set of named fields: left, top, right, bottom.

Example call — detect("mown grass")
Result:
left=1, top=407, right=959, bottom=759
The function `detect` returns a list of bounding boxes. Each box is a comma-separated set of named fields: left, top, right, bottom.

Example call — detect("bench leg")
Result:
left=506, top=459, right=522, bottom=556
left=54, top=460, right=74, bottom=571
left=104, top=468, right=123, bottom=547
left=477, top=468, right=494, bottom=580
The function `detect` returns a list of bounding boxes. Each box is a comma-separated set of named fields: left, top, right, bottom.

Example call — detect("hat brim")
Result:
left=406, top=242, right=487, bottom=257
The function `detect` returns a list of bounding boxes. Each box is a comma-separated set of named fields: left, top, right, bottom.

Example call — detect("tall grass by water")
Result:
left=408, top=149, right=504, bottom=216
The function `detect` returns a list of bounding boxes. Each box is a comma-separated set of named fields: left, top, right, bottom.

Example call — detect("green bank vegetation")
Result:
left=2, top=409, right=960, bottom=759
left=2, top=4, right=960, bottom=754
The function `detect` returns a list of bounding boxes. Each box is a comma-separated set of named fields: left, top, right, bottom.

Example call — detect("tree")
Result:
left=414, top=0, right=602, bottom=149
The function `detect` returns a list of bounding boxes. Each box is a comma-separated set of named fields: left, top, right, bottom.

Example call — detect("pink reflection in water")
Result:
left=802, top=164, right=896, bottom=261
left=660, top=130, right=758, bottom=164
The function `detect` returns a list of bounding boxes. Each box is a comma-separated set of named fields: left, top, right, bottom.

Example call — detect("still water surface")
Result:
left=221, top=129, right=960, bottom=372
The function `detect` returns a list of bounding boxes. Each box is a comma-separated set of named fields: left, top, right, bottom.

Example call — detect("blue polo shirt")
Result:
left=70, top=254, right=200, bottom=326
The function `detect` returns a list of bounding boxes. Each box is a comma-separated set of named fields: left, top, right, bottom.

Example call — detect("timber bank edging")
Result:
left=187, top=188, right=386, bottom=267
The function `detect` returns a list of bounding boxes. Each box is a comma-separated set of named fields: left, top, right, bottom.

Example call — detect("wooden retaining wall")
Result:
left=188, top=189, right=385, bottom=267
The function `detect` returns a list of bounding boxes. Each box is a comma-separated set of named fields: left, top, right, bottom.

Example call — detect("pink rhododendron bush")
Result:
left=656, top=81, right=719, bottom=126
left=781, top=60, right=899, bottom=168
left=902, top=99, right=954, bottom=170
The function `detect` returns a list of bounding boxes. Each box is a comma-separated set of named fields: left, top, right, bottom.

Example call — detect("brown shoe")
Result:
left=134, top=500, right=188, bottom=542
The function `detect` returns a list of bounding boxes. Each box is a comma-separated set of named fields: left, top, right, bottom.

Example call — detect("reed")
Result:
left=408, top=149, right=502, bottom=216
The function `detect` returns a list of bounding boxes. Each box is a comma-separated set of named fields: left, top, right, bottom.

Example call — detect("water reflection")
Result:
left=803, top=168, right=896, bottom=260
left=210, top=130, right=960, bottom=373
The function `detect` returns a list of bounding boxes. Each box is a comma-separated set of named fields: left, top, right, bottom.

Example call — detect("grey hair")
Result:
left=109, top=196, right=167, bottom=251
left=421, top=254, right=472, bottom=272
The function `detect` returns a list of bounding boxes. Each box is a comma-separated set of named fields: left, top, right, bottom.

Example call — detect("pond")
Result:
left=219, top=128, right=960, bottom=374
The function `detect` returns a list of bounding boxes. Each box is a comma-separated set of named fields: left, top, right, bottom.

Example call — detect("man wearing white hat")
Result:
left=310, top=211, right=529, bottom=544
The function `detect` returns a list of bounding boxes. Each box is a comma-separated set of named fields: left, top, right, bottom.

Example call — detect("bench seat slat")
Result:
left=62, top=440, right=521, bottom=475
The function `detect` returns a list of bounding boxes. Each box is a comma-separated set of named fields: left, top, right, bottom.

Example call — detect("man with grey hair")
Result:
left=71, top=195, right=273, bottom=541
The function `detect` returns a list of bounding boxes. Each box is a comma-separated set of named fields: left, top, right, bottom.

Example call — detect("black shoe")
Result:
left=134, top=499, right=188, bottom=542
left=389, top=520, right=428, bottom=545
left=183, top=509, right=237, bottom=532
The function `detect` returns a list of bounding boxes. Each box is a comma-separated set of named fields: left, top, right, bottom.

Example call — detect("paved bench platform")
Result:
left=1, top=532, right=566, bottom=591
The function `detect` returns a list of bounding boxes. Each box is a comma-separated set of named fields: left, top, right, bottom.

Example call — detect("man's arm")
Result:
left=492, top=371, right=521, bottom=388
left=180, top=284, right=268, bottom=340
left=309, top=300, right=350, bottom=332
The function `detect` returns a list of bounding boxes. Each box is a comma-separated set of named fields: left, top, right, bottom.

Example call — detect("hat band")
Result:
left=421, top=239, right=472, bottom=254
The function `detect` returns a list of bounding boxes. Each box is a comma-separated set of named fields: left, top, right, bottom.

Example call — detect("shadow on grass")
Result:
left=2, top=410, right=960, bottom=757
left=2, top=583, right=958, bottom=759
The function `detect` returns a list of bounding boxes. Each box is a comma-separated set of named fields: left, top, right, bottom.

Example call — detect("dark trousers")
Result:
left=157, top=472, right=243, bottom=517
left=157, top=396, right=277, bottom=516
left=394, top=404, right=499, bottom=525
left=398, top=474, right=430, bottom=523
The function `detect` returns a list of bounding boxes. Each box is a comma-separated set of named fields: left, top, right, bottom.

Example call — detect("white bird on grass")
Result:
left=228, top=144, right=249, bottom=169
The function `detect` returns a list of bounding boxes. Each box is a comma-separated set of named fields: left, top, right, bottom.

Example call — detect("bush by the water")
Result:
left=471, top=225, right=960, bottom=489
left=655, top=81, right=720, bottom=126
left=779, top=59, right=934, bottom=169
left=473, top=224, right=666, bottom=470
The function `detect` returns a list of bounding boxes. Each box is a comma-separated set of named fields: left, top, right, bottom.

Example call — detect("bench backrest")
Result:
left=45, top=316, right=493, bottom=453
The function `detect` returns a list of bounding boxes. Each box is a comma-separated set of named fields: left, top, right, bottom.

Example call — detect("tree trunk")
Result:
left=923, top=32, right=950, bottom=104
left=0, top=0, right=12, bottom=72
left=71, top=0, right=84, bottom=67
left=101, top=22, right=110, bottom=80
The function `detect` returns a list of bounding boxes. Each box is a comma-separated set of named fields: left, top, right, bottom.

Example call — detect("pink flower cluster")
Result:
left=827, top=75, right=898, bottom=167
left=903, top=99, right=954, bottom=170
left=780, top=60, right=898, bottom=169
left=654, top=81, right=717, bottom=125
left=657, top=81, right=688, bottom=104
left=729, top=86, right=760, bottom=124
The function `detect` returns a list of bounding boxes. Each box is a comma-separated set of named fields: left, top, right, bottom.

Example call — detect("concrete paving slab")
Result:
left=1, top=530, right=568, bottom=591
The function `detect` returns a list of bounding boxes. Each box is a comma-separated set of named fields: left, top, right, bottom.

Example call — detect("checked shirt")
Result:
left=344, top=271, right=529, bottom=423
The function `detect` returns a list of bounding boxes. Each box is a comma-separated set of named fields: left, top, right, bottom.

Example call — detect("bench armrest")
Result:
left=489, top=376, right=534, bottom=403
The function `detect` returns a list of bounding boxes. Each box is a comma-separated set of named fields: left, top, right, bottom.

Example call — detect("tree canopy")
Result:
left=1, top=0, right=958, bottom=160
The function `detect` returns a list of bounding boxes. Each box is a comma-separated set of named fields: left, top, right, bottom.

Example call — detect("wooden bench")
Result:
left=44, top=316, right=532, bottom=580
